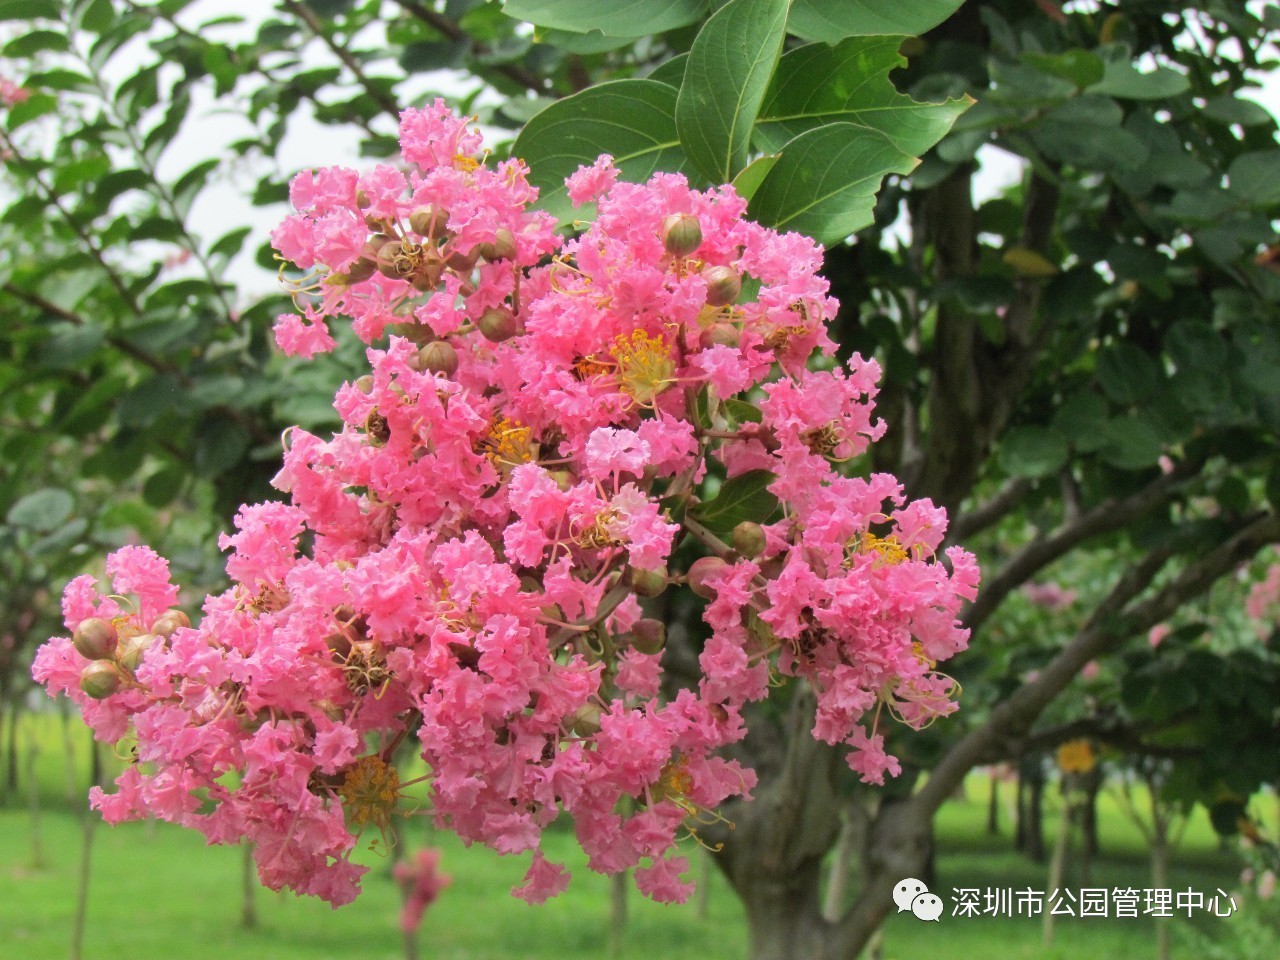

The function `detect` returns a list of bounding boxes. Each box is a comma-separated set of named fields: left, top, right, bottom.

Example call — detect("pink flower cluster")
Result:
left=34, top=103, right=977, bottom=908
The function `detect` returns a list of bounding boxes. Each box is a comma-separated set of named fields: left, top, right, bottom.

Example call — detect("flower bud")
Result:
left=477, top=228, right=517, bottom=262
left=548, top=470, right=573, bottom=492
left=376, top=238, right=410, bottom=279
left=477, top=307, right=517, bottom=343
left=325, top=632, right=353, bottom=659
left=151, top=610, right=191, bottom=639
left=628, top=566, right=668, bottom=598
left=661, top=213, right=702, bottom=257
left=343, top=256, right=378, bottom=284
left=686, top=556, right=729, bottom=599
left=630, top=618, right=666, bottom=655
left=418, top=340, right=458, bottom=377
left=568, top=703, right=603, bottom=737
left=354, top=375, right=374, bottom=394
left=73, top=617, right=117, bottom=661
left=409, top=204, right=450, bottom=239
left=700, top=322, right=741, bottom=349
left=80, top=661, right=126, bottom=700
left=445, top=244, right=480, bottom=273
left=117, top=633, right=156, bottom=671
left=411, top=257, right=445, bottom=291
left=731, top=521, right=766, bottom=558
left=702, top=265, right=742, bottom=307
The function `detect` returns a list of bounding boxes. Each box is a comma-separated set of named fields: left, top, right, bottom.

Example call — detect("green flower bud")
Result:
left=117, top=633, right=156, bottom=672
left=687, top=556, right=729, bottom=600
left=477, top=307, right=518, bottom=343
left=477, top=228, right=517, bottom=262
left=628, top=566, right=668, bottom=598
left=418, top=340, right=458, bottom=377
left=150, top=610, right=190, bottom=640
left=409, top=204, right=450, bottom=239
left=702, top=265, right=742, bottom=307
left=731, top=521, right=766, bottom=558
left=630, top=618, right=667, bottom=655
left=661, top=213, right=702, bottom=258
left=700, top=322, right=741, bottom=348
left=73, top=617, right=117, bottom=661
left=568, top=703, right=603, bottom=737
left=80, top=660, right=126, bottom=700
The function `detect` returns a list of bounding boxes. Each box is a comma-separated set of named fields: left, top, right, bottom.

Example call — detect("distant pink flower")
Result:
left=394, top=848, right=451, bottom=932
left=1148, top=623, right=1171, bottom=648
left=0, top=76, right=29, bottom=107
left=1023, top=581, right=1077, bottom=610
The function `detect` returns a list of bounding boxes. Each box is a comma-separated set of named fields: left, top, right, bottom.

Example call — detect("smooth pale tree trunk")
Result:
left=1043, top=784, right=1077, bottom=946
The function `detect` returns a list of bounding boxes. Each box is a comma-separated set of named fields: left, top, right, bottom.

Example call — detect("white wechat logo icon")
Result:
left=893, top=878, right=943, bottom=921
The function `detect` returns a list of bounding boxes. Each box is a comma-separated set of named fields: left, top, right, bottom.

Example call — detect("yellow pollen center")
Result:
left=479, top=416, right=535, bottom=471
left=339, top=756, right=401, bottom=829
left=611, top=329, right=675, bottom=404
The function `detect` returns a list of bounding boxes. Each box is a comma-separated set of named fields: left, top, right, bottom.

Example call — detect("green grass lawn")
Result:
left=2, top=709, right=1276, bottom=959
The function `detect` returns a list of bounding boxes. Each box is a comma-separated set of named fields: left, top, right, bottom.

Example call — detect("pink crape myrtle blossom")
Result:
left=33, top=103, right=979, bottom=908
left=394, top=847, right=451, bottom=933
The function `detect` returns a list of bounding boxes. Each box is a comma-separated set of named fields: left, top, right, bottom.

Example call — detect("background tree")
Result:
left=4, top=2, right=1280, bottom=960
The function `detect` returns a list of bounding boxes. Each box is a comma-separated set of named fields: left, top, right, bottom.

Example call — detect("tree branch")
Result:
left=282, top=0, right=401, bottom=121
left=393, top=0, right=551, bottom=96
left=963, top=456, right=1202, bottom=633
left=948, top=476, right=1033, bottom=542
left=833, top=509, right=1280, bottom=957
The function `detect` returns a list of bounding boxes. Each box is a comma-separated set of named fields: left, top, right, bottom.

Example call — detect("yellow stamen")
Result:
left=611, top=329, right=675, bottom=404
left=339, top=755, right=401, bottom=830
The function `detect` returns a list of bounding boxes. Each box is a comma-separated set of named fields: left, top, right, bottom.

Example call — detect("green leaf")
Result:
left=7, top=487, right=75, bottom=531
left=4, top=28, right=68, bottom=56
left=676, top=0, right=788, bottom=184
left=0, top=0, right=59, bottom=21
left=501, top=0, right=708, bottom=36
left=747, top=123, right=916, bottom=247
left=1023, top=50, right=1105, bottom=89
left=1097, top=342, right=1159, bottom=406
left=999, top=425, right=1069, bottom=478
left=1227, top=151, right=1280, bottom=207
left=143, top=464, right=186, bottom=508
left=689, top=469, right=780, bottom=534
left=647, top=53, right=688, bottom=88
left=513, top=79, right=689, bottom=223
left=1052, top=391, right=1108, bottom=452
left=1089, top=60, right=1191, bottom=101
left=788, top=0, right=964, bottom=39
left=1098, top=416, right=1164, bottom=470
left=725, top=398, right=763, bottom=423
left=730, top=153, right=779, bottom=201
left=755, top=38, right=971, bottom=159
left=194, top=417, right=250, bottom=476
left=209, top=226, right=252, bottom=262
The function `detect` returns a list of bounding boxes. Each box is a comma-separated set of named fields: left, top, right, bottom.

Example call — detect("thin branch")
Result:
left=393, top=0, right=550, bottom=95
left=1, top=283, right=184, bottom=380
left=949, top=476, right=1034, bottom=542
left=0, top=128, right=142, bottom=315
left=963, top=457, right=1202, bottom=633
left=121, top=0, right=380, bottom=139
left=282, top=0, right=401, bottom=120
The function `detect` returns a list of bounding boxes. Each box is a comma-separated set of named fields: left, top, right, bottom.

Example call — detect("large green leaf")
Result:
left=512, top=79, right=689, bottom=222
left=747, top=123, right=916, bottom=246
left=755, top=38, right=971, bottom=158
left=689, top=469, right=780, bottom=534
left=676, top=0, right=789, bottom=183
left=788, top=0, right=965, bottom=40
left=501, top=0, right=708, bottom=36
